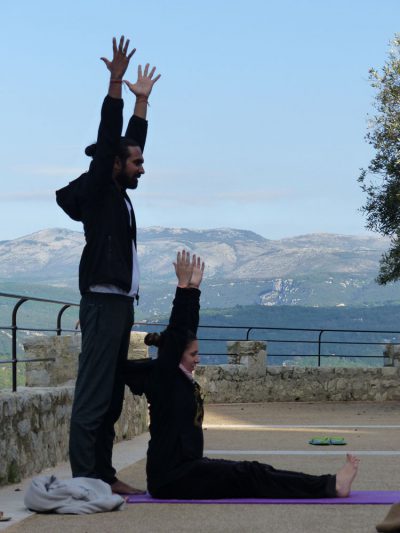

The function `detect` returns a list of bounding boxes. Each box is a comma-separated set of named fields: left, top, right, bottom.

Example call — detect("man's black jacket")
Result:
left=56, top=95, right=147, bottom=294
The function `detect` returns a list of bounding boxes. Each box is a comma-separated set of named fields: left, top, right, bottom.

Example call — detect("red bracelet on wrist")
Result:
left=136, top=96, right=150, bottom=105
left=110, top=79, right=123, bottom=84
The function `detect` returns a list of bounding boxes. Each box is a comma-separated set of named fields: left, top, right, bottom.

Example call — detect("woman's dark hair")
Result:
left=85, top=137, right=141, bottom=162
left=144, top=330, right=197, bottom=350
left=144, top=332, right=164, bottom=348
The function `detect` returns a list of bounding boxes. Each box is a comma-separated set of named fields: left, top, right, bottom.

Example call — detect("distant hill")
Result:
left=0, top=226, right=390, bottom=282
left=0, top=227, right=398, bottom=316
left=1, top=227, right=400, bottom=366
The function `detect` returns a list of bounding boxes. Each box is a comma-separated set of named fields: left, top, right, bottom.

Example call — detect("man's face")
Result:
left=114, top=146, right=145, bottom=190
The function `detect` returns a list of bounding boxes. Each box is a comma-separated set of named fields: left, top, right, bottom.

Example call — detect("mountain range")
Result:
left=0, top=227, right=398, bottom=319
left=0, top=226, right=390, bottom=280
left=1, top=227, right=400, bottom=365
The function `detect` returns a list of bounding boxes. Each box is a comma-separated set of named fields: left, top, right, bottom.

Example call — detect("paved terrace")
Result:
left=1, top=401, right=399, bottom=533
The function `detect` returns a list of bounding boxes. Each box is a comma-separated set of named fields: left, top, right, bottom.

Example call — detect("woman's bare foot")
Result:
left=335, top=454, right=360, bottom=497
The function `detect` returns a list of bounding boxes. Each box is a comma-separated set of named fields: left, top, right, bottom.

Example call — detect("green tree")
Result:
left=359, top=35, right=400, bottom=284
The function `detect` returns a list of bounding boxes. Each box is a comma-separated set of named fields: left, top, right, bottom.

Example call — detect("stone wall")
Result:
left=2, top=336, right=400, bottom=486
left=0, top=332, right=150, bottom=486
left=0, top=385, right=147, bottom=485
left=195, top=340, right=400, bottom=403
left=196, top=365, right=400, bottom=403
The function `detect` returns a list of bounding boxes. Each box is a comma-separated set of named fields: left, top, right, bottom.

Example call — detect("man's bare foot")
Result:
left=335, top=454, right=360, bottom=497
left=110, top=479, right=145, bottom=495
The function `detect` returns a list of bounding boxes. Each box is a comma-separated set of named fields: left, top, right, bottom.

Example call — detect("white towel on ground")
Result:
left=24, top=475, right=124, bottom=514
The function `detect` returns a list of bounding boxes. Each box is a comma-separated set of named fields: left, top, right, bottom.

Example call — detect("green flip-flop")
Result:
left=308, top=436, right=330, bottom=446
left=329, top=437, right=347, bottom=445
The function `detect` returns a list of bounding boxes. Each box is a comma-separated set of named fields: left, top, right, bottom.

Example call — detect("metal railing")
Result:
left=135, top=322, right=400, bottom=365
left=0, top=292, right=79, bottom=391
left=1, top=291, right=399, bottom=391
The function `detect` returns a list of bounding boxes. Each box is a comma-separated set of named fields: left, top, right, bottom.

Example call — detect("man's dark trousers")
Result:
left=69, top=292, right=134, bottom=483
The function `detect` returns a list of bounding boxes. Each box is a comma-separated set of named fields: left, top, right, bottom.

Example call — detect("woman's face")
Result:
left=180, top=340, right=200, bottom=373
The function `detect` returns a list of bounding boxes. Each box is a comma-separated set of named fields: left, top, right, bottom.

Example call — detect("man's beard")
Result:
left=115, top=171, right=139, bottom=190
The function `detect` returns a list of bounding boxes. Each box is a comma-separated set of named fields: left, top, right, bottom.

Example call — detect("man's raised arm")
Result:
left=85, top=36, right=135, bottom=192
left=101, top=36, right=136, bottom=99
left=124, top=63, right=161, bottom=151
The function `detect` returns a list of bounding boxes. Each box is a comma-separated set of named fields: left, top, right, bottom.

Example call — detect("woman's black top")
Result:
left=144, top=287, right=204, bottom=493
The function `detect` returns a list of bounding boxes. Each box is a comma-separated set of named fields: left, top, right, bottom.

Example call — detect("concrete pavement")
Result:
left=1, top=401, right=399, bottom=533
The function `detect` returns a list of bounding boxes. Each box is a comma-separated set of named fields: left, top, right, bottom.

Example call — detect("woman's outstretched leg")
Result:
left=151, top=454, right=360, bottom=500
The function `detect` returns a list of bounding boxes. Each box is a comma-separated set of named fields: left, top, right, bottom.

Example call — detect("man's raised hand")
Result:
left=101, top=36, right=136, bottom=80
left=124, top=64, right=161, bottom=99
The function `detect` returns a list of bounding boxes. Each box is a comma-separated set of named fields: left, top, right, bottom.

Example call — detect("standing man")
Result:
left=57, top=36, right=160, bottom=494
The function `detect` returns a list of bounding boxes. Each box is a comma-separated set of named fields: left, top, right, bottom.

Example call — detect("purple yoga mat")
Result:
left=127, top=491, right=400, bottom=505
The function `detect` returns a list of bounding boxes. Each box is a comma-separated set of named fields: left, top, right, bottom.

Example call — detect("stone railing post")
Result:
left=24, top=335, right=81, bottom=387
left=127, top=332, right=149, bottom=360
left=24, top=331, right=149, bottom=386
left=383, top=343, right=400, bottom=367
left=227, top=340, right=267, bottom=376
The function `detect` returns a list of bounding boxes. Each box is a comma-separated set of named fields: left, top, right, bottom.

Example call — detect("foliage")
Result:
left=359, top=34, right=400, bottom=284
left=0, top=362, right=25, bottom=389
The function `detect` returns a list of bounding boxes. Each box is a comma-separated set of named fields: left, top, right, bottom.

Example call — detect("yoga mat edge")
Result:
left=127, top=491, right=400, bottom=505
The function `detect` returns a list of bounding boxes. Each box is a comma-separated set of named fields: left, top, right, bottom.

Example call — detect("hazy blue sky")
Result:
left=1, top=0, right=399, bottom=240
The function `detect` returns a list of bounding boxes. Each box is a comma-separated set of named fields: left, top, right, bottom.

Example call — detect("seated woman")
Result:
left=125, top=250, right=360, bottom=499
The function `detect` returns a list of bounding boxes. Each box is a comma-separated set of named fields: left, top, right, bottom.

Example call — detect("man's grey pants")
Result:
left=69, top=292, right=134, bottom=484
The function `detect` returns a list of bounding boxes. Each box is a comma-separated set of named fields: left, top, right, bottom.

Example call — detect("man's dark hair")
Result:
left=85, top=137, right=141, bottom=164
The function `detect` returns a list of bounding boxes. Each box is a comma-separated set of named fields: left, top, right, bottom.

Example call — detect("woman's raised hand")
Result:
left=189, top=254, right=205, bottom=289
left=174, top=250, right=205, bottom=289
